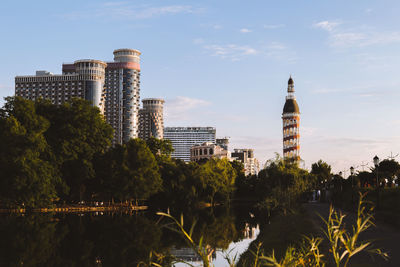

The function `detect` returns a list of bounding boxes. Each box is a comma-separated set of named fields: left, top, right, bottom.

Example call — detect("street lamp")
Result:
left=373, top=155, right=380, bottom=208
left=350, top=166, right=355, bottom=186
left=350, top=166, right=355, bottom=204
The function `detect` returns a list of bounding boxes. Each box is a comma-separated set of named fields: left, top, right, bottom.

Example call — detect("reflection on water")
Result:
left=0, top=205, right=262, bottom=267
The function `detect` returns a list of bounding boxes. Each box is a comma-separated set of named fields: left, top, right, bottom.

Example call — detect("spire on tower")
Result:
left=288, top=75, right=294, bottom=85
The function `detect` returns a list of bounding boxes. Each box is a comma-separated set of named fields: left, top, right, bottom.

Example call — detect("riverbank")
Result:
left=304, top=202, right=399, bottom=267
left=0, top=205, right=148, bottom=214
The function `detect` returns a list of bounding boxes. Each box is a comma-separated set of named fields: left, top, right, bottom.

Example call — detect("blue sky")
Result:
left=1, top=0, right=400, bottom=173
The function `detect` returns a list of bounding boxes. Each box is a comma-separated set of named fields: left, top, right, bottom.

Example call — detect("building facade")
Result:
left=138, top=98, right=165, bottom=140
left=282, top=76, right=300, bottom=161
left=231, top=148, right=260, bottom=176
left=216, top=137, right=229, bottom=151
left=15, top=48, right=142, bottom=145
left=190, top=142, right=229, bottom=162
left=164, top=127, right=216, bottom=162
left=15, top=60, right=107, bottom=110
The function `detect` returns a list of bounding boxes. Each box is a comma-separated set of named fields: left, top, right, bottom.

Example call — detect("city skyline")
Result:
left=1, top=0, right=400, bottom=172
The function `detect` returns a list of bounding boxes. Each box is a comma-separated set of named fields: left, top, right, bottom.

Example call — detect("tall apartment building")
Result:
left=138, top=98, right=165, bottom=140
left=15, top=60, right=107, bottom=109
left=15, top=48, right=141, bottom=145
left=282, top=76, right=300, bottom=161
left=164, top=127, right=216, bottom=162
left=231, top=148, right=260, bottom=176
left=63, top=49, right=141, bottom=144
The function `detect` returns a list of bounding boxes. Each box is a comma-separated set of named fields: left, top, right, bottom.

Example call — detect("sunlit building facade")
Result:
left=15, top=48, right=142, bottom=145
left=231, top=148, right=260, bottom=176
left=190, top=142, right=229, bottom=162
left=139, top=98, right=165, bottom=140
left=164, top=127, right=216, bottom=162
left=15, top=60, right=107, bottom=110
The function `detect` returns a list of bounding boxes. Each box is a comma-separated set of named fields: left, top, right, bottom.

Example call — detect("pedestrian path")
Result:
left=304, top=202, right=400, bottom=267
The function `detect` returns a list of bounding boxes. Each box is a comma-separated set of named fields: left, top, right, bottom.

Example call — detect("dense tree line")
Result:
left=0, top=97, right=240, bottom=209
left=235, top=155, right=316, bottom=214
left=1, top=97, right=347, bottom=210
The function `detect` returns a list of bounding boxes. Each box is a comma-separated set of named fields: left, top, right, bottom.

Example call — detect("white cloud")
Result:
left=164, top=96, right=211, bottom=121
left=62, top=3, right=196, bottom=20
left=200, top=41, right=295, bottom=62
left=263, top=24, right=285, bottom=29
left=314, top=20, right=400, bottom=48
left=239, top=28, right=252, bottom=33
left=203, top=44, right=258, bottom=61
left=313, top=20, right=341, bottom=32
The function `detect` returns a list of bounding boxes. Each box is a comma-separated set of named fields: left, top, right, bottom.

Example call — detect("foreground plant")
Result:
left=261, top=193, right=388, bottom=267
left=257, top=236, right=324, bottom=267
left=157, top=212, right=214, bottom=267
left=319, top=193, right=388, bottom=267
left=157, top=193, right=388, bottom=267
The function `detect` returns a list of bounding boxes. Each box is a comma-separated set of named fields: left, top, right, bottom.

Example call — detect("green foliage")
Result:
left=375, top=159, right=400, bottom=185
left=35, top=98, right=114, bottom=201
left=0, top=97, right=59, bottom=208
left=146, top=137, right=174, bottom=157
left=157, top=212, right=214, bottom=267
left=255, top=155, right=315, bottom=213
left=195, top=158, right=237, bottom=205
left=95, top=139, right=162, bottom=202
left=311, top=160, right=332, bottom=187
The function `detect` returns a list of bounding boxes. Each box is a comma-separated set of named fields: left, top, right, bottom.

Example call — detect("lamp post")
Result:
left=350, top=166, right=355, bottom=187
left=373, top=155, right=380, bottom=209
left=350, top=166, right=355, bottom=204
left=339, top=171, right=343, bottom=192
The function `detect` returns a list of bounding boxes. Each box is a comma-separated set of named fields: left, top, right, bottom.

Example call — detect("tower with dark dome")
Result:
left=282, top=76, right=300, bottom=161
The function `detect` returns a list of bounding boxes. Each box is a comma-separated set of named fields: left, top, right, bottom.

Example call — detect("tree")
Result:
left=145, top=137, right=174, bottom=157
left=311, top=160, right=332, bottom=188
left=375, top=159, right=400, bottom=186
left=195, top=158, right=237, bottom=205
left=35, top=98, right=114, bottom=201
left=0, top=97, right=60, bottom=208
left=357, top=171, right=375, bottom=188
left=96, top=139, right=162, bottom=203
left=255, top=155, right=315, bottom=213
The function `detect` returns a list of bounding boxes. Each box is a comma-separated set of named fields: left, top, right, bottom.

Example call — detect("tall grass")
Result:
left=155, top=194, right=388, bottom=267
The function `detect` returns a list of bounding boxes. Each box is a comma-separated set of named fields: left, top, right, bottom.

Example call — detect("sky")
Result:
left=1, top=0, right=400, bottom=173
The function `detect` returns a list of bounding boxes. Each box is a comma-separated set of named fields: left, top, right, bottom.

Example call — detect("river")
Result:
left=0, top=205, right=262, bottom=266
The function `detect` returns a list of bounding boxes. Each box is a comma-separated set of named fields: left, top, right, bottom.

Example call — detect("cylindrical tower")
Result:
left=282, top=76, right=300, bottom=161
left=74, top=59, right=107, bottom=109
left=139, top=98, right=165, bottom=140
left=104, top=49, right=141, bottom=144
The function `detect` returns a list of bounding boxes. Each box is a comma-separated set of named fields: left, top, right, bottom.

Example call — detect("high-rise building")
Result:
left=103, top=49, right=141, bottom=144
left=15, top=60, right=107, bottom=109
left=139, top=98, right=165, bottom=140
left=164, top=127, right=216, bottom=162
left=15, top=49, right=142, bottom=145
left=231, top=148, right=260, bottom=176
left=282, top=76, right=300, bottom=161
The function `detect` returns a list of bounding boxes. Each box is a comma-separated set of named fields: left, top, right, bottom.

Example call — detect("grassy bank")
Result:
left=332, top=187, right=400, bottom=227
left=237, top=206, right=319, bottom=266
